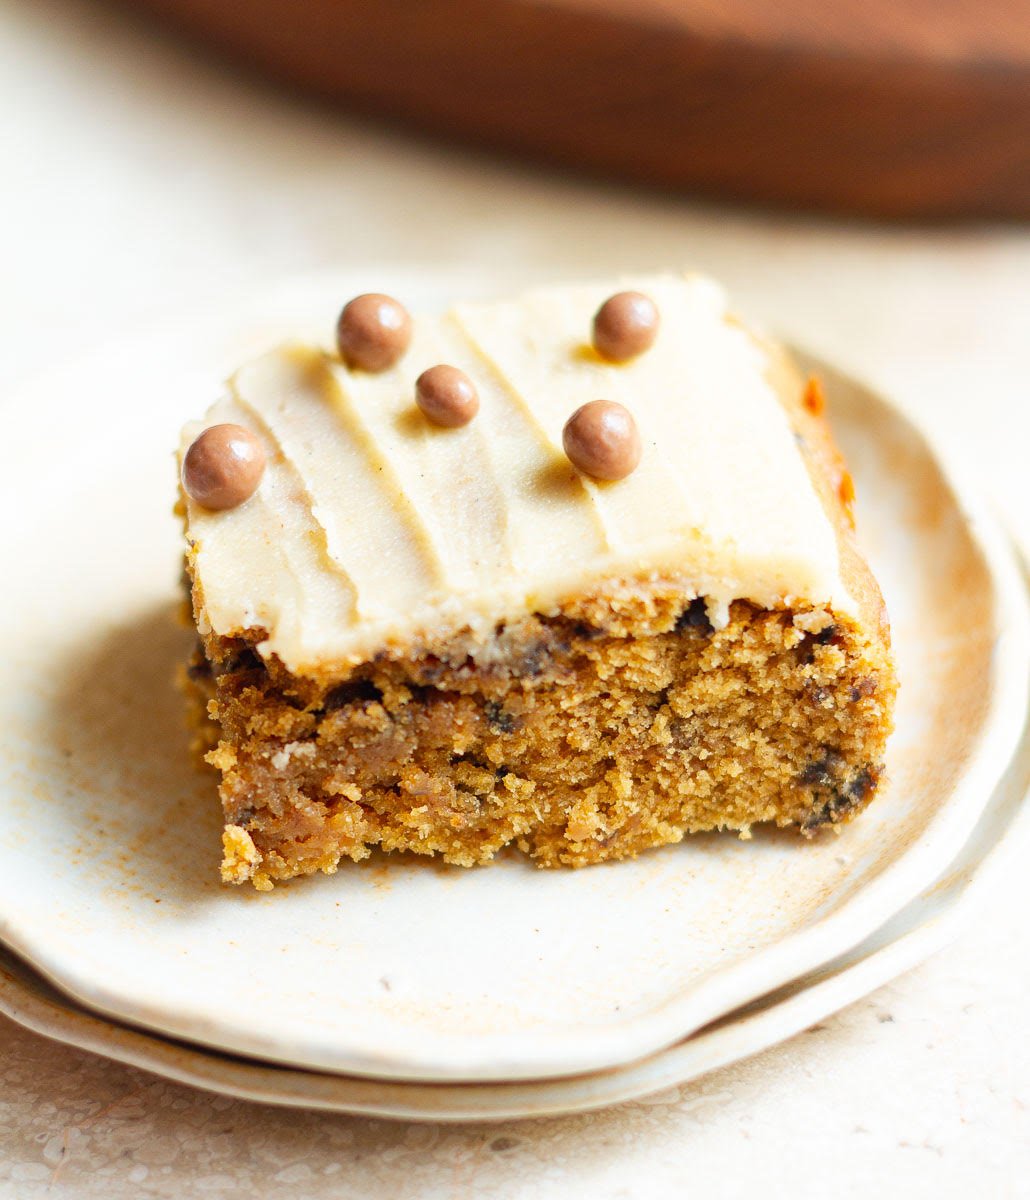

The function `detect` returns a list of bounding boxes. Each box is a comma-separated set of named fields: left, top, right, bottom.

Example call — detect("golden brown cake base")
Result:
left=183, top=581, right=895, bottom=890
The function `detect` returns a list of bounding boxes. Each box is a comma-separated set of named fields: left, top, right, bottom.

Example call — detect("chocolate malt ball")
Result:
left=562, top=400, right=642, bottom=481
left=415, top=364, right=479, bottom=427
left=592, top=291, right=659, bottom=362
left=182, top=424, right=266, bottom=510
left=336, top=293, right=412, bottom=372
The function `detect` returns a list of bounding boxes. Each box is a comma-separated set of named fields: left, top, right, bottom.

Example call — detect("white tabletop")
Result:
left=1, top=0, right=1028, bottom=1194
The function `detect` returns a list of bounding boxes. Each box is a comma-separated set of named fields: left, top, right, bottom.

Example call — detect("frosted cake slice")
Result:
left=176, top=274, right=896, bottom=889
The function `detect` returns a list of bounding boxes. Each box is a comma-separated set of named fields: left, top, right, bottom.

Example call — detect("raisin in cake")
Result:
left=177, top=273, right=896, bottom=889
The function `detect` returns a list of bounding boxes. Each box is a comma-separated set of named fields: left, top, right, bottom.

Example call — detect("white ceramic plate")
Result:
left=2, top=271, right=1028, bottom=1083
left=1, top=669, right=1026, bottom=1120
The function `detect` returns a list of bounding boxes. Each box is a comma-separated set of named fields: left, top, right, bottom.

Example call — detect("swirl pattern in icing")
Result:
left=179, top=274, right=852, bottom=674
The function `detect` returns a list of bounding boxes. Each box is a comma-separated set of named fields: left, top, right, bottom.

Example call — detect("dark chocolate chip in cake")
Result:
left=562, top=400, right=642, bottom=481
left=799, top=751, right=846, bottom=788
left=322, top=678, right=384, bottom=711
left=336, top=293, right=412, bottom=371
left=802, top=763, right=880, bottom=832
left=485, top=700, right=518, bottom=733
left=592, top=291, right=659, bottom=361
left=219, top=645, right=265, bottom=675
left=675, top=598, right=713, bottom=635
left=182, top=423, right=265, bottom=511
left=799, top=623, right=840, bottom=664
left=415, top=364, right=479, bottom=427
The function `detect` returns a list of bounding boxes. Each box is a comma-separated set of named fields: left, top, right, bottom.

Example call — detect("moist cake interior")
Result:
left=183, top=583, right=892, bottom=891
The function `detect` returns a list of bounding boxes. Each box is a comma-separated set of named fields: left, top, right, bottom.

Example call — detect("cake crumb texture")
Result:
left=184, top=587, right=895, bottom=887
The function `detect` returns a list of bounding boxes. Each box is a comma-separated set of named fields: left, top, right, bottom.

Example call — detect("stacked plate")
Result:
left=1, top=274, right=1027, bottom=1121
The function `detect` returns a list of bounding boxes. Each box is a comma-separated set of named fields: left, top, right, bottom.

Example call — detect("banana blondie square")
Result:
left=177, top=274, right=896, bottom=889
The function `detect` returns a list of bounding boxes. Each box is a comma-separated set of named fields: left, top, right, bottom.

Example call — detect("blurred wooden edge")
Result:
left=131, top=0, right=1030, bottom=219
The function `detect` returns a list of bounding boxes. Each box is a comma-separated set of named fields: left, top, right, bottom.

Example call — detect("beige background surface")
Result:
left=2, top=0, right=1028, bottom=1194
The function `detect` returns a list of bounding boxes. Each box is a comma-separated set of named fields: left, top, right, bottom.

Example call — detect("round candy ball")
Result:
left=336, top=293, right=412, bottom=372
left=592, top=291, right=659, bottom=362
left=562, top=400, right=642, bottom=482
left=415, top=364, right=479, bottom=427
left=182, top=424, right=266, bottom=511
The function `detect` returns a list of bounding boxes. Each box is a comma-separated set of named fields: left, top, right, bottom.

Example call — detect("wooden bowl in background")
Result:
left=132, top=0, right=1030, bottom=219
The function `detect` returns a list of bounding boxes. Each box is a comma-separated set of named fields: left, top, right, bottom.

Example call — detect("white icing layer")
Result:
left=180, top=274, right=852, bottom=674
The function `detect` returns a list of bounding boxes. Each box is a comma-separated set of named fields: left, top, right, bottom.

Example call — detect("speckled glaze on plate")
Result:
left=1, top=272, right=1027, bottom=1084
left=0, top=677, right=1026, bottom=1120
